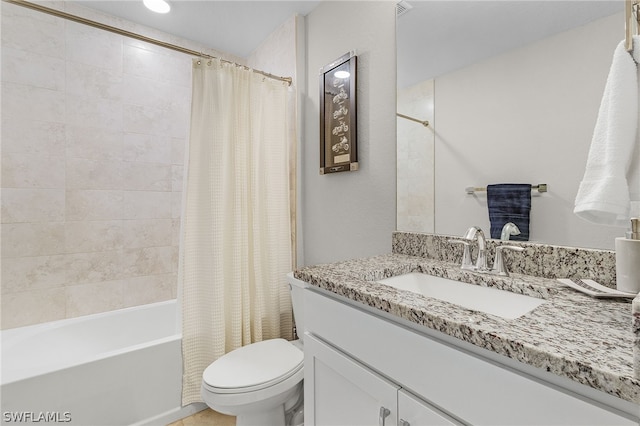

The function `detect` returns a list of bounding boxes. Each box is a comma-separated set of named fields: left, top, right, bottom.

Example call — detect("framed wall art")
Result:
left=319, top=51, right=357, bottom=174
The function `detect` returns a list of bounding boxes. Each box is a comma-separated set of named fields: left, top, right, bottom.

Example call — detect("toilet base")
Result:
left=236, top=405, right=285, bottom=426
left=202, top=381, right=302, bottom=426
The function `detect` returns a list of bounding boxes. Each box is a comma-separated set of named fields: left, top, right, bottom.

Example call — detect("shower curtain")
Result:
left=180, top=59, right=294, bottom=404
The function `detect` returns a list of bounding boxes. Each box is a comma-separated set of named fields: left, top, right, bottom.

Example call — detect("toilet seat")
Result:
left=202, top=338, right=303, bottom=394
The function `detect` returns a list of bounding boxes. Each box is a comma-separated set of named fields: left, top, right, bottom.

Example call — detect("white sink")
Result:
left=377, top=273, right=545, bottom=320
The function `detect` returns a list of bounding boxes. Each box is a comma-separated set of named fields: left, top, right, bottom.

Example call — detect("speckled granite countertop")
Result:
left=294, top=253, right=640, bottom=405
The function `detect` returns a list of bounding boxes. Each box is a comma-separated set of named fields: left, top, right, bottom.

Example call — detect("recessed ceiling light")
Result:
left=334, top=70, right=350, bottom=79
left=143, top=0, right=170, bottom=14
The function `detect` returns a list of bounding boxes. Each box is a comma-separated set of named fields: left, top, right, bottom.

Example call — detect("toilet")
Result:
left=201, top=273, right=307, bottom=426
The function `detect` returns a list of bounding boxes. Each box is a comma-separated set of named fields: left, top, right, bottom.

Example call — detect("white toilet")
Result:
left=201, top=273, right=307, bottom=426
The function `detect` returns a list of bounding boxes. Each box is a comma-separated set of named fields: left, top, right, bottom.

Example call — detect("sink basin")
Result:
left=377, top=273, right=545, bottom=319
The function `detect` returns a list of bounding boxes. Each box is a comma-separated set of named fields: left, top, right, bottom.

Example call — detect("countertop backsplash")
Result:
left=392, top=231, right=617, bottom=288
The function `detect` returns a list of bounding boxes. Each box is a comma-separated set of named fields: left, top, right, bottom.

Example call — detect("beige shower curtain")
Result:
left=180, top=59, right=293, bottom=405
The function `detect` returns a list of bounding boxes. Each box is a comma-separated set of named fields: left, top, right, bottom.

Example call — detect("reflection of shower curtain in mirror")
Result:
left=180, top=59, right=293, bottom=404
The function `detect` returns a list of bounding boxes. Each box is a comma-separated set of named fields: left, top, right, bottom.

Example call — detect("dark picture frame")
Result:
left=319, top=51, right=357, bottom=174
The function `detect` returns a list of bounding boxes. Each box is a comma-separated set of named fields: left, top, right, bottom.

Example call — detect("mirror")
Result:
left=396, top=1, right=627, bottom=250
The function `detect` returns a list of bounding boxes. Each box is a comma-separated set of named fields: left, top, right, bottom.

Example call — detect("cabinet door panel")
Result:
left=398, top=389, right=461, bottom=426
left=305, top=334, right=399, bottom=426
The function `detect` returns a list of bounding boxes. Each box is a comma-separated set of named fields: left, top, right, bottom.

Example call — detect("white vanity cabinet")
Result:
left=303, top=288, right=638, bottom=426
left=305, top=333, right=459, bottom=426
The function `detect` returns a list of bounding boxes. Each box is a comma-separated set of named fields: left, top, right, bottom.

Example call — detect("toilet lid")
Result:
left=202, top=338, right=303, bottom=393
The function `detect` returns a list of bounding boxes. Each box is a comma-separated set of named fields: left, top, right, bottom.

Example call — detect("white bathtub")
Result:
left=1, top=300, right=204, bottom=425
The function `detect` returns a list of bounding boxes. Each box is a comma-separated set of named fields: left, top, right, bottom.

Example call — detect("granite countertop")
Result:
left=294, top=253, right=640, bottom=405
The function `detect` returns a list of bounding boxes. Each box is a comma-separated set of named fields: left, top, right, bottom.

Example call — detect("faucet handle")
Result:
left=448, top=239, right=474, bottom=271
left=491, top=245, right=524, bottom=277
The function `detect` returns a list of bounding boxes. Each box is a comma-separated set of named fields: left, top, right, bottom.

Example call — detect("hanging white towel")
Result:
left=574, top=36, right=640, bottom=226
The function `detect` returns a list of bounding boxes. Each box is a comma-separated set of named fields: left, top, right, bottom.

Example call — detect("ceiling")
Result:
left=74, top=1, right=624, bottom=87
left=397, top=1, right=624, bottom=88
left=75, top=0, right=320, bottom=58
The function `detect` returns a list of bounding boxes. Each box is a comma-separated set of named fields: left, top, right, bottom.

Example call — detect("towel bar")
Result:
left=465, top=184, right=548, bottom=195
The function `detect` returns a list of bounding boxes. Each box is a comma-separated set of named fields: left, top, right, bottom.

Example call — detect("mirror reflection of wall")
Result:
left=397, top=2, right=627, bottom=250
left=397, top=80, right=434, bottom=233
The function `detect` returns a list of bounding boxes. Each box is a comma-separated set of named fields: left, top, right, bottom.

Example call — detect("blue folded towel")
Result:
left=487, top=184, right=531, bottom=241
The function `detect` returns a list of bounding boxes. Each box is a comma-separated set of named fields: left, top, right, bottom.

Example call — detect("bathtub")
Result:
left=1, top=300, right=204, bottom=425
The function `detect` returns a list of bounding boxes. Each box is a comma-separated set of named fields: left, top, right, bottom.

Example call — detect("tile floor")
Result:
left=167, top=409, right=235, bottom=426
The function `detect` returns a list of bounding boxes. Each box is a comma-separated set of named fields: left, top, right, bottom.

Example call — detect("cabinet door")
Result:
left=398, top=389, right=461, bottom=426
left=305, top=333, right=399, bottom=426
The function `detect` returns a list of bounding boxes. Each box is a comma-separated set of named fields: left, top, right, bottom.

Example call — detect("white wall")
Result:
left=302, top=1, right=397, bottom=266
left=434, top=13, right=625, bottom=249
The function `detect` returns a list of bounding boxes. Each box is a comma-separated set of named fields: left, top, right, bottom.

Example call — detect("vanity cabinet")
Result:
left=306, top=333, right=459, bottom=426
left=303, top=288, right=638, bottom=426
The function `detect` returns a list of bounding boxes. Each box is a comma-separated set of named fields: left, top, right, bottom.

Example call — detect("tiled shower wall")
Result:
left=397, top=79, right=435, bottom=233
left=0, top=2, right=236, bottom=329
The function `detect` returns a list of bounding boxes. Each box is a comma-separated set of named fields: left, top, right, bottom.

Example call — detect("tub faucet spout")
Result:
left=463, top=226, right=488, bottom=272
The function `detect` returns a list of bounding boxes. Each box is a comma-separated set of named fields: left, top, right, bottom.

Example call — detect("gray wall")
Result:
left=301, top=1, right=397, bottom=266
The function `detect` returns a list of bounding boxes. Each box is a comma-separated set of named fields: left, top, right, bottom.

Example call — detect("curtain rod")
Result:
left=396, top=113, right=429, bottom=127
left=4, top=0, right=293, bottom=85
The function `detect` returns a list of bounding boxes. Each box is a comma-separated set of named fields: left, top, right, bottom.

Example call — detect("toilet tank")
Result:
left=287, top=273, right=308, bottom=338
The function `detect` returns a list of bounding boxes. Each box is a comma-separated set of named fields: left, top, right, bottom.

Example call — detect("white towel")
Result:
left=574, top=36, right=640, bottom=227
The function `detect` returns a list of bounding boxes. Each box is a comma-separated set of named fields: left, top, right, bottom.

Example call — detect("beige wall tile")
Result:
left=171, top=137, right=187, bottom=165
left=123, top=273, right=175, bottom=307
left=123, top=191, right=172, bottom=219
left=66, top=280, right=124, bottom=318
left=1, top=83, right=65, bottom=122
left=123, top=104, right=172, bottom=136
left=1, top=222, right=65, bottom=258
left=1, top=188, right=65, bottom=223
left=123, top=133, right=171, bottom=164
left=171, top=165, right=183, bottom=192
left=2, top=153, right=65, bottom=189
left=65, top=220, right=124, bottom=253
left=172, top=192, right=184, bottom=219
left=65, top=251, right=123, bottom=285
left=122, top=73, right=172, bottom=109
left=66, top=125, right=123, bottom=160
left=122, top=246, right=174, bottom=277
left=1, top=118, right=65, bottom=156
left=169, top=101, right=191, bottom=138
left=66, top=158, right=124, bottom=190
left=1, top=47, right=65, bottom=90
left=172, top=218, right=181, bottom=246
left=65, top=190, right=124, bottom=221
left=65, top=21, right=123, bottom=73
left=1, top=288, right=66, bottom=329
left=123, top=219, right=173, bottom=248
left=123, top=43, right=190, bottom=87
left=1, top=255, right=67, bottom=294
left=66, top=60, right=123, bottom=101
left=66, top=94, right=123, bottom=131
left=0, top=1, right=194, bottom=327
left=1, top=3, right=65, bottom=58
left=122, top=162, right=172, bottom=192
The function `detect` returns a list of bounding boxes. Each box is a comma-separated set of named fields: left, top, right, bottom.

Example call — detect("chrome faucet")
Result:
left=463, top=226, right=488, bottom=272
left=449, top=226, right=524, bottom=275
left=500, top=222, right=521, bottom=241
left=491, top=245, right=525, bottom=276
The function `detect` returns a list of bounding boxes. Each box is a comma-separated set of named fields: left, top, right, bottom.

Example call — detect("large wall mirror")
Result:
left=396, top=1, right=627, bottom=250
